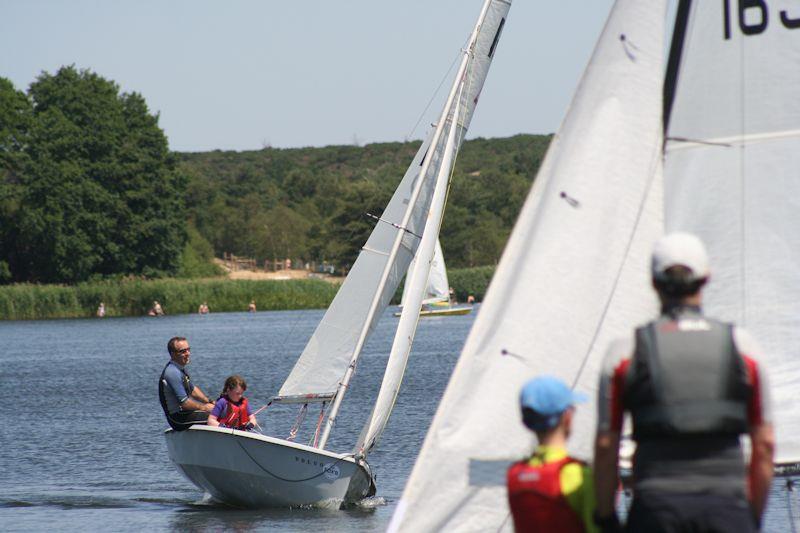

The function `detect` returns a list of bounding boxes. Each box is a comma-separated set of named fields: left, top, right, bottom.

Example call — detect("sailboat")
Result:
left=394, top=240, right=473, bottom=317
left=164, top=0, right=511, bottom=508
left=390, top=1, right=800, bottom=530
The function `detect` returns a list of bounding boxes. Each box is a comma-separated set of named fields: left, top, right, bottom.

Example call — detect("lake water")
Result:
left=1, top=307, right=798, bottom=532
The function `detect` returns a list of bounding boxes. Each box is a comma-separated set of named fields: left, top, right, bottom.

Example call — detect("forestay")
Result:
left=357, top=0, right=511, bottom=456
left=663, top=0, right=800, bottom=466
left=389, top=1, right=667, bottom=531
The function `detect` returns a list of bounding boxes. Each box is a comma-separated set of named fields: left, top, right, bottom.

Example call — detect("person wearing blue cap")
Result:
left=506, top=375, right=598, bottom=533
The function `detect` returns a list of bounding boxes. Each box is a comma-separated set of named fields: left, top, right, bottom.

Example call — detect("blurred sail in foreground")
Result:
left=389, top=1, right=666, bottom=530
left=663, top=0, right=800, bottom=468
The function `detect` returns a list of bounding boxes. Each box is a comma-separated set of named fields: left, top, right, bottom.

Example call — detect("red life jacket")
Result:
left=506, top=456, right=586, bottom=533
left=219, top=396, right=250, bottom=429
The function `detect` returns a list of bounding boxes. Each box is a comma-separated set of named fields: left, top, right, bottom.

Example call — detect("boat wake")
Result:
left=0, top=494, right=136, bottom=510
left=355, top=495, right=386, bottom=509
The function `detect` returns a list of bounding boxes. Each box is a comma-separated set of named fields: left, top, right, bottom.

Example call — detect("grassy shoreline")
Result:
left=0, top=266, right=496, bottom=321
left=0, top=278, right=340, bottom=320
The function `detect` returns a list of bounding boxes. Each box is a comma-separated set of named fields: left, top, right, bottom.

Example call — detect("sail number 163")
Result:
left=723, top=0, right=800, bottom=39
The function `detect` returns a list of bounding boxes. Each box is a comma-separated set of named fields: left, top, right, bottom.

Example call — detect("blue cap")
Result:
left=520, top=376, right=587, bottom=431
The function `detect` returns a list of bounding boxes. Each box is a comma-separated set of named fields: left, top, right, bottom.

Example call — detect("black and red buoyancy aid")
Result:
left=624, top=309, right=750, bottom=440
left=219, top=396, right=250, bottom=428
left=507, top=456, right=586, bottom=533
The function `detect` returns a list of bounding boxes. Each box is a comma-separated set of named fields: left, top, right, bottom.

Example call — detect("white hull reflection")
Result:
left=165, top=425, right=374, bottom=508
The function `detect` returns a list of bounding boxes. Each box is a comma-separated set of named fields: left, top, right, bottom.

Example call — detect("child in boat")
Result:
left=207, top=375, right=257, bottom=430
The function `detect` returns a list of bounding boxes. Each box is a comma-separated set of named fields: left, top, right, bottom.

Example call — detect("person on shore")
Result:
left=467, top=294, right=475, bottom=304
left=593, top=232, right=774, bottom=532
left=158, top=336, right=215, bottom=431
left=198, top=302, right=209, bottom=314
left=248, top=300, right=256, bottom=312
left=507, top=376, right=598, bottom=533
left=150, top=300, right=164, bottom=316
left=207, top=375, right=257, bottom=430
left=96, top=302, right=106, bottom=318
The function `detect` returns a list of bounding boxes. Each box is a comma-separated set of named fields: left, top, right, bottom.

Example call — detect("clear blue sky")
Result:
left=2, top=0, right=617, bottom=152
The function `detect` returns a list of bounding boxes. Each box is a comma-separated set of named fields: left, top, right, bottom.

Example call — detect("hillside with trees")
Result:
left=179, top=133, right=550, bottom=272
left=1, top=66, right=551, bottom=285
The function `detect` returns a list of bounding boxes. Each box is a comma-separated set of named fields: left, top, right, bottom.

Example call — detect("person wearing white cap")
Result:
left=506, top=376, right=598, bottom=533
left=593, top=233, right=774, bottom=532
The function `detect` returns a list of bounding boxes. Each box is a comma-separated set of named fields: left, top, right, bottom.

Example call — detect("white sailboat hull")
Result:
left=393, top=305, right=473, bottom=317
left=165, top=425, right=374, bottom=508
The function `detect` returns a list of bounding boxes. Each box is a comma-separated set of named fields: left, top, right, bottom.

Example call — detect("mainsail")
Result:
left=277, top=128, right=438, bottom=400
left=389, top=1, right=667, bottom=530
left=358, top=0, right=511, bottom=457
left=278, top=0, right=511, bottom=450
left=663, top=0, right=800, bottom=466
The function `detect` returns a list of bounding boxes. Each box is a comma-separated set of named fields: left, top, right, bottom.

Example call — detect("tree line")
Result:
left=0, top=66, right=550, bottom=285
left=180, top=133, right=550, bottom=271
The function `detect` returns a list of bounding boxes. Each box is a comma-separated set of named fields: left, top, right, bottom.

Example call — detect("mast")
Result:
left=316, top=1, right=492, bottom=449
left=357, top=81, right=464, bottom=457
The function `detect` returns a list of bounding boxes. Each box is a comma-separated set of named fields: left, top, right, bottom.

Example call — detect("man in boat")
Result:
left=507, top=376, right=598, bottom=533
left=593, top=233, right=774, bottom=532
left=158, top=336, right=215, bottom=431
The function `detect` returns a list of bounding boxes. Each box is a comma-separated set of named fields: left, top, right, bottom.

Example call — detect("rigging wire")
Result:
left=405, top=43, right=467, bottom=141
left=310, top=401, right=327, bottom=447
left=570, top=121, right=664, bottom=391
left=287, top=403, right=308, bottom=441
left=274, top=302, right=317, bottom=368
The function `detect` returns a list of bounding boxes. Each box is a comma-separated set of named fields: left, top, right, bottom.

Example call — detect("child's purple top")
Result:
left=211, top=397, right=253, bottom=419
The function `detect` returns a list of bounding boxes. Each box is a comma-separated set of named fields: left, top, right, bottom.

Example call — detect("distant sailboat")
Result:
left=164, top=0, right=510, bottom=508
left=390, top=1, right=800, bottom=530
left=395, top=240, right=473, bottom=317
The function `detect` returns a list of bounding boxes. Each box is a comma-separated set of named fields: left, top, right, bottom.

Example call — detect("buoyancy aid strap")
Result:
left=158, top=362, right=171, bottom=416
left=639, top=323, right=663, bottom=401
left=634, top=401, right=751, bottom=427
left=514, top=455, right=582, bottom=497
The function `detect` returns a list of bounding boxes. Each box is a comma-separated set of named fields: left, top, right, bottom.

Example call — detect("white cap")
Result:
left=651, top=232, right=710, bottom=281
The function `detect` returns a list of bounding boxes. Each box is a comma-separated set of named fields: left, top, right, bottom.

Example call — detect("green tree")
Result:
left=0, top=78, right=32, bottom=283
left=177, top=224, right=223, bottom=278
left=8, top=66, right=187, bottom=282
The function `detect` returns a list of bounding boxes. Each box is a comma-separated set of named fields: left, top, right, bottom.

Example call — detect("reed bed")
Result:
left=0, top=266, right=496, bottom=320
left=0, top=278, right=340, bottom=320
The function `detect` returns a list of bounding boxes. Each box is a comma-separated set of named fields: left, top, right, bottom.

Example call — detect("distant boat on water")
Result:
left=394, top=239, right=473, bottom=318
